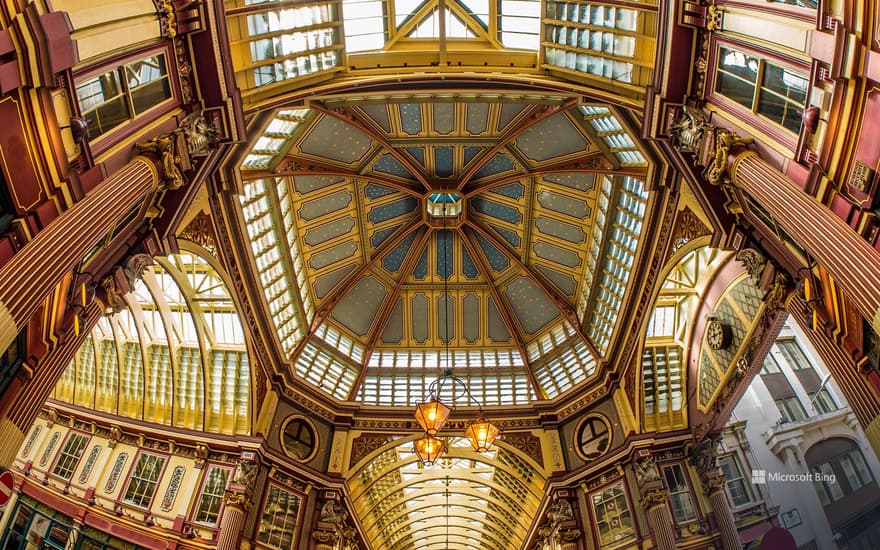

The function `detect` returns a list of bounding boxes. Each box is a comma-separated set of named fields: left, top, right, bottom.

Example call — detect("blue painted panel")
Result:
left=399, top=103, right=423, bottom=135
left=489, top=224, right=521, bottom=247
left=535, top=216, right=586, bottom=243
left=300, top=116, right=373, bottom=164
left=489, top=182, right=525, bottom=200
left=434, top=103, right=454, bottom=134
left=380, top=298, right=404, bottom=343
left=473, top=153, right=515, bottom=179
left=370, top=224, right=402, bottom=248
left=292, top=175, right=345, bottom=194
left=505, top=277, right=558, bottom=334
left=515, top=114, right=589, bottom=162
left=461, top=245, right=478, bottom=279
left=437, top=292, right=455, bottom=343
left=374, top=154, right=417, bottom=180
left=434, top=147, right=454, bottom=178
left=413, top=249, right=428, bottom=280
left=406, top=146, right=426, bottom=169
left=487, top=296, right=511, bottom=342
left=314, top=264, right=357, bottom=298
left=533, top=240, right=580, bottom=268
left=476, top=234, right=510, bottom=272
left=304, top=217, right=356, bottom=246
left=359, top=104, right=392, bottom=132
left=309, top=240, right=358, bottom=269
left=535, top=264, right=577, bottom=296
left=365, top=183, right=397, bottom=199
left=471, top=197, right=522, bottom=224
left=497, top=103, right=526, bottom=131
left=331, top=276, right=387, bottom=336
left=435, top=230, right=454, bottom=280
left=464, top=146, right=483, bottom=166
left=299, top=190, right=352, bottom=221
left=462, top=293, right=480, bottom=343
left=466, top=103, right=489, bottom=134
left=383, top=230, right=418, bottom=273
left=368, top=196, right=419, bottom=223
left=543, top=173, right=595, bottom=192
left=537, top=190, right=590, bottom=219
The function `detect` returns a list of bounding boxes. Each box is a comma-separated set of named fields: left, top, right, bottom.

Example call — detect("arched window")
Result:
left=806, top=438, right=876, bottom=505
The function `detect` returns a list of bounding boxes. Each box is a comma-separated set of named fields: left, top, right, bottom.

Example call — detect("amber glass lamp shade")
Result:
left=413, top=434, right=446, bottom=465
left=464, top=416, right=500, bottom=452
left=414, top=398, right=451, bottom=435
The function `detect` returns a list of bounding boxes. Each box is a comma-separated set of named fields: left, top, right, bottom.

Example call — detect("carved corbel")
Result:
left=706, top=129, right=753, bottom=186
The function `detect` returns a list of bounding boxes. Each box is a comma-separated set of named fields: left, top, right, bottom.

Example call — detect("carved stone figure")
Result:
left=123, top=254, right=154, bottom=287
left=233, top=460, right=258, bottom=489
left=736, top=248, right=767, bottom=283
left=320, top=499, right=347, bottom=524
left=179, top=111, right=219, bottom=157
left=547, top=498, right=574, bottom=525
left=634, top=456, right=661, bottom=487
left=689, top=435, right=722, bottom=478
left=670, top=105, right=709, bottom=154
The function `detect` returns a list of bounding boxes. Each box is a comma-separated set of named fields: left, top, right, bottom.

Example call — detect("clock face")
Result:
left=707, top=320, right=731, bottom=350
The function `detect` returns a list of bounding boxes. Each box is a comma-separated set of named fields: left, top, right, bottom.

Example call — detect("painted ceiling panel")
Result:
left=314, top=263, right=358, bottom=298
left=292, top=174, right=346, bottom=194
left=298, top=189, right=353, bottom=221
left=542, top=172, right=596, bottom=192
left=298, top=115, right=374, bottom=164
left=330, top=276, right=388, bottom=336
left=514, top=113, right=590, bottom=162
left=504, top=277, right=559, bottom=334
left=497, top=103, right=528, bottom=131
left=359, top=103, right=392, bottom=132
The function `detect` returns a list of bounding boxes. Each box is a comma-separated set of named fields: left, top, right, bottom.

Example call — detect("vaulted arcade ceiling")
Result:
left=235, top=93, right=656, bottom=407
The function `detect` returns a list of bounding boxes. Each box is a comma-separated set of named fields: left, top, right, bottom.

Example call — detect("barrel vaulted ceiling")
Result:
left=236, top=94, right=653, bottom=407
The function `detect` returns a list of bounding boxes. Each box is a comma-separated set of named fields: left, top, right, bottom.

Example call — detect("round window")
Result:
left=281, top=417, right=317, bottom=461
left=575, top=415, right=611, bottom=461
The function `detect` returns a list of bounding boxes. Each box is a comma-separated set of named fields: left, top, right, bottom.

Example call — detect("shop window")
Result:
left=714, top=47, right=808, bottom=134
left=0, top=495, right=73, bottom=550
left=52, top=432, right=89, bottom=480
left=122, top=452, right=167, bottom=508
left=257, top=484, right=302, bottom=549
left=76, top=525, right=144, bottom=549
left=718, top=454, right=752, bottom=507
left=662, top=463, right=697, bottom=523
left=193, top=466, right=230, bottom=525
left=589, top=481, right=636, bottom=547
left=75, top=53, right=172, bottom=140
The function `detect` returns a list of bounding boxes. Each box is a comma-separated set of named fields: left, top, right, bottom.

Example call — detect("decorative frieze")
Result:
left=21, top=425, right=40, bottom=457
left=78, top=445, right=101, bottom=483
left=38, top=432, right=60, bottom=467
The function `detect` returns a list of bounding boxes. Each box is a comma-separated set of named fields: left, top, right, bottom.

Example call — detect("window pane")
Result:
left=127, top=55, right=172, bottom=114
left=123, top=454, right=166, bottom=508
left=716, top=71, right=755, bottom=109
left=195, top=467, right=229, bottom=525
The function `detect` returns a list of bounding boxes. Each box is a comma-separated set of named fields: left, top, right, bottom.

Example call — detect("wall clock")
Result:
left=706, top=319, right=732, bottom=350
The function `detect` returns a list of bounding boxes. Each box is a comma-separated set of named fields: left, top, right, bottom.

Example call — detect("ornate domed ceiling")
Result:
left=235, top=92, right=655, bottom=408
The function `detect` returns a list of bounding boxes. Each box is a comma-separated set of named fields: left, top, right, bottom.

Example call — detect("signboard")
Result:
left=0, top=469, right=14, bottom=507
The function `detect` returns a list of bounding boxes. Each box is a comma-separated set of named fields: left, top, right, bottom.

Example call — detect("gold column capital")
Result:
left=707, top=128, right=754, bottom=186
left=639, top=488, right=669, bottom=510
left=223, top=489, right=251, bottom=512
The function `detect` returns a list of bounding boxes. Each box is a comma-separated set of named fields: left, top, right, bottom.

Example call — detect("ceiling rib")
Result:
left=462, top=152, right=627, bottom=196
left=286, top=218, right=425, bottom=365
left=455, top=98, right=579, bottom=190
left=244, top=155, right=425, bottom=197
left=312, top=102, right=434, bottom=191
left=352, top=227, right=434, bottom=399
left=455, top=227, right=543, bottom=399
left=464, top=220, right=602, bottom=360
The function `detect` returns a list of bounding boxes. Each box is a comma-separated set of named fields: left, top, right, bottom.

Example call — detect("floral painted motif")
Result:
left=78, top=445, right=102, bottom=484
left=104, top=452, right=128, bottom=493
left=21, top=426, right=40, bottom=458
left=38, top=432, right=60, bottom=467
left=161, top=466, right=186, bottom=511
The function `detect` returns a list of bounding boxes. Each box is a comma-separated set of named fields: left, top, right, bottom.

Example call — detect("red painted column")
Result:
left=0, top=156, right=159, bottom=353
left=729, top=150, right=880, bottom=334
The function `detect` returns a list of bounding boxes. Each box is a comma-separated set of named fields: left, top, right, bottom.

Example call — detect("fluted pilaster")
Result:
left=729, top=150, right=880, bottom=334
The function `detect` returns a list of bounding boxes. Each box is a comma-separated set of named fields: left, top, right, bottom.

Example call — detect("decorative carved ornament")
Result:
left=706, top=129, right=753, bottom=185
left=669, top=105, right=710, bottom=155
left=671, top=207, right=712, bottom=254
left=501, top=432, right=543, bottom=466
left=634, top=456, right=661, bottom=488
left=179, top=211, right=217, bottom=254
left=223, top=489, right=251, bottom=511
left=349, top=433, right=393, bottom=468
left=639, top=488, right=669, bottom=510
left=704, top=474, right=727, bottom=496
left=736, top=248, right=767, bottom=284
left=689, top=434, right=722, bottom=479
